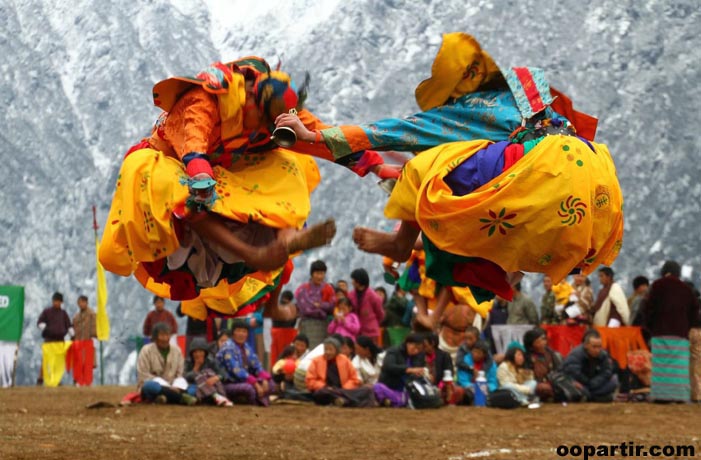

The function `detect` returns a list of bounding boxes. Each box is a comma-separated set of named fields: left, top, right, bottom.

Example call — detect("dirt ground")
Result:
left=1, top=386, right=700, bottom=460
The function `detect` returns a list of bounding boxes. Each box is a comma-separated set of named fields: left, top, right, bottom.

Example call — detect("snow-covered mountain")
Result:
left=1, top=0, right=699, bottom=385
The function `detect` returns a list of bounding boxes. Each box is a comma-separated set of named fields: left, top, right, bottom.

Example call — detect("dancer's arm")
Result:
left=278, top=90, right=520, bottom=160
left=163, top=88, right=219, bottom=161
left=286, top=109, right=336, bottom=163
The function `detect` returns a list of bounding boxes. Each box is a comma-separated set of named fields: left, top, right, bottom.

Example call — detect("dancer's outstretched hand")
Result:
left=275, top=112, right=316, bottom=143
left=286, top=219, right=336, bottom=254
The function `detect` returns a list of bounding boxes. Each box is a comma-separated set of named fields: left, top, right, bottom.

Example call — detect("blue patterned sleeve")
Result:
left=217, top=344, right=249, bottom=381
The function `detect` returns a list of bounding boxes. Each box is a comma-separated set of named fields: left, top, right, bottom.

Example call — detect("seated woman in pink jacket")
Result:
left=327, top=297, right=361, bottom=339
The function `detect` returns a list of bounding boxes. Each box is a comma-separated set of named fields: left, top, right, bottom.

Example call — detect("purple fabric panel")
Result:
left=443, top=141, right=508, bottom=197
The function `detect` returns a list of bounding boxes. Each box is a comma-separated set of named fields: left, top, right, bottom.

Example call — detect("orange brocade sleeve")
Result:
left=163, top=87, right=219, bottom=159
left=289, top=109, right=335, bottom=162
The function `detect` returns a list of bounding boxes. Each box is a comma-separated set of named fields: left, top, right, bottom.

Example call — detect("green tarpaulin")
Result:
left=0, top=286, right=25, bottom=342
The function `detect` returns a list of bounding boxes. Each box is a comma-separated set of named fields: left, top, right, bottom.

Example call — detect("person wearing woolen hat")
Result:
left=183, top=337, right=232, bottom=406
left=99, top=56, right=337, bottom=313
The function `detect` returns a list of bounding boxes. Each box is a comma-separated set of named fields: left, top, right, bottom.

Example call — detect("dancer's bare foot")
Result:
left=353, top=227, right=397, bottom=256
left=353, top=227, right=414, bottom=262
left=247, top=221, right=335, bottom=271
left=286, top=219, right=336, bottom=254
left=370, top=163, right=402, bottom=180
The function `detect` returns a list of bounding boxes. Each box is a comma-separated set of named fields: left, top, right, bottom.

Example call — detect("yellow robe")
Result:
left=385, top=135, right=624, bottom=282
left=99, top=147, right=320, bottom=307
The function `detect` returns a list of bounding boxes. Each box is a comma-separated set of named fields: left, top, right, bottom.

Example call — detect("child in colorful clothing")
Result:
left=327, top=297, right=361, bottom=340
left=455, top=340, right=498, bottom=405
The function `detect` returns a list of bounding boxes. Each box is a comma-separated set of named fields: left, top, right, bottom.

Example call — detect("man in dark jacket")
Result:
left=562, top=329, right=618, bottom=402
left=37, top=292, right=73, bottom=343
left=373, top=333, right=426, bottom=407
left=37, top=292, right=73, bottom=386
left=143, top=296, right=178, bottom=338
left=641, top=261, right=700, bottom=340
left=641, top=261, right=701, bottom=402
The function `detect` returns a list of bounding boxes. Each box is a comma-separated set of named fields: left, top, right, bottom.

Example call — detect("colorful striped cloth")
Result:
left=689, top=328, right=701, bottom=401
left=651, top=336, right=690, bottom=402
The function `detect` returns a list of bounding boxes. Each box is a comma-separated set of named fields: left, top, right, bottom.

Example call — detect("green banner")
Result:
left=0, top=286, right=24, bottom=342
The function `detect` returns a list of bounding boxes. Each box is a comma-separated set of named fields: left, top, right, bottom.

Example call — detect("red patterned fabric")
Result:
left=550, top=87, right=598, bottom=141
left=512, top=67, right=547, bottom=115
left=543, top=325, right=587, bottom=357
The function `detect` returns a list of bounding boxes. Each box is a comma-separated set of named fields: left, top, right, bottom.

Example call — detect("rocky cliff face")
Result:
left=1, top=0, right=698, bottom=384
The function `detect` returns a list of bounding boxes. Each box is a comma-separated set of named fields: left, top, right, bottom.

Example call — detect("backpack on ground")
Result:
left=406, top=377, right=443, bottom=409
left=487, top=389, right=522, bottom=409
left=548, top=370, right=586, bottom=402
